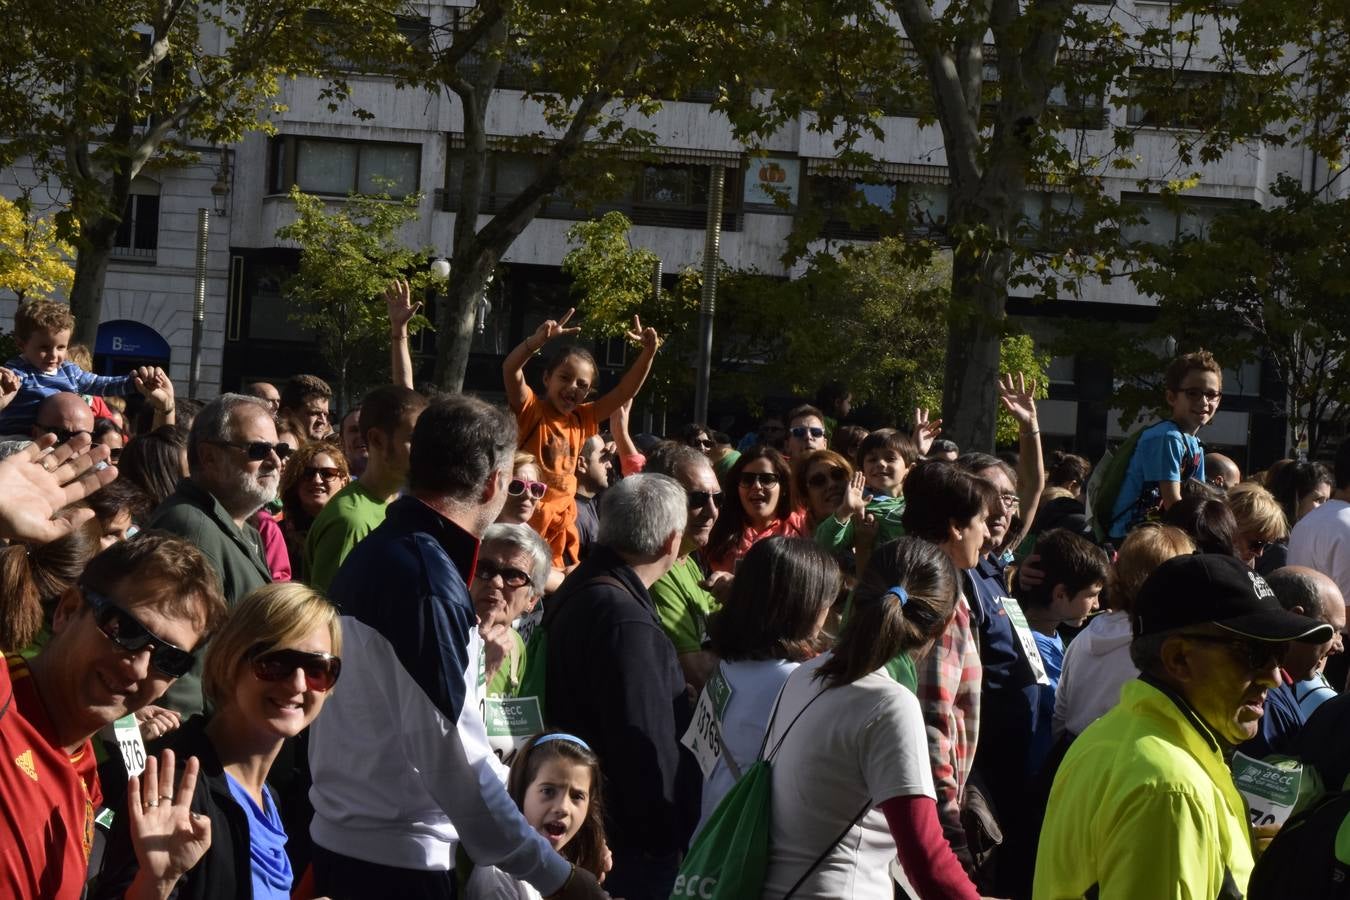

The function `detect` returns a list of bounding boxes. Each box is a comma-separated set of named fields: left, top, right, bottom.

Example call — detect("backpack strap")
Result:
left=782, top=796, right=874, bottom=898
left=761, top=682, right=831, bottom=763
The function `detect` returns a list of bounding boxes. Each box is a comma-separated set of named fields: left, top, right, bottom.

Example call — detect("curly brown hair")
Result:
left=279, top=441, right=351, bottom=535
left=14, top=298, right=75, bottom=342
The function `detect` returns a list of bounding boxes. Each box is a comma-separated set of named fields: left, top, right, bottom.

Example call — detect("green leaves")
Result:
left=275, top=186, right=432, bottom=406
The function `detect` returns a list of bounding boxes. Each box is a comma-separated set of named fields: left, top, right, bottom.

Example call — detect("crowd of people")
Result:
left=4, top=290, right=1350, bottom=900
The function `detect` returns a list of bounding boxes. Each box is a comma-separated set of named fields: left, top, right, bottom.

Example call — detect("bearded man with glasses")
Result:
left=0, top=533, right=225, bottom=900
left=150, top=394, right=284, bottom=713
left=1035, top=554, right=1333, bottom=900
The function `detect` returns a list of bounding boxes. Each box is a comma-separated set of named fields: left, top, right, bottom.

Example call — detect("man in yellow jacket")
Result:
left=1034, top=553, right=1333, bottom=900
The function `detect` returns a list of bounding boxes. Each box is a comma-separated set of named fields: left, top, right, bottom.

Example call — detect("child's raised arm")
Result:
left=590, top=315, right=660, bottom=423
left=502, top=308, right=581, bottom=414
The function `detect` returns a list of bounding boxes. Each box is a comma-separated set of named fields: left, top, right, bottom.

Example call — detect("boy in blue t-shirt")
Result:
left=1107, top=350, right=1223, bottom=540
left=0, top=298, right=165, bottom=435
left=1015, top=527, right=1109, bottom=775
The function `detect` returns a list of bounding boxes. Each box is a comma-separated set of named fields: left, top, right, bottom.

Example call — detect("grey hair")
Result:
left=598, top=473, right=688, bottom=559
left=580, top=434, right=605, bottom=457
left=187, top=393, right=270, bottom=476
left=1266, top=569, right=1325, bottom=619
left=481, top=522, right=552, bottom=596
left=644, top=443, right=707, bottom=482
left=1129, top=630, right=1172, bottom=677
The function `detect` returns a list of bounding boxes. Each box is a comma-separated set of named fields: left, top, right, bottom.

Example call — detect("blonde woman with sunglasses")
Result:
left=96, top=583, right=342, bottom=900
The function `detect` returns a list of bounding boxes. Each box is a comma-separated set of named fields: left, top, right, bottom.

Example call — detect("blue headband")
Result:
left=534, top=732, right=592, bottom=752
left=886, top=586, right=910, bottom=607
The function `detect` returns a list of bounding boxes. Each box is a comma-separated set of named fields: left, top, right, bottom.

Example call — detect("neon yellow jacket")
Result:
left=1034, top=677, right=1253, bottom=900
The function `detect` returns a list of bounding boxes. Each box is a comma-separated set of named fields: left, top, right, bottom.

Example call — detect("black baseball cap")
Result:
left=1134, top=553, right=1334, bottom=643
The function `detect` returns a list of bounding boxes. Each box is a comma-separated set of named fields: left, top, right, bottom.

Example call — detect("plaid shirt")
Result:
left=915, top=592, right=982, bottom=849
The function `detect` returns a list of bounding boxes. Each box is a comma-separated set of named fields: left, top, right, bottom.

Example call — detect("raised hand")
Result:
left=912, top=408, right=943, bottom=457
left=127, top=750, right=211, bottom=892
left=623, top=315, right=661, bottom=353
left=384, top=278, right=422, bottom=334
left=530, top=308, right=582, bottom=349
left=998, top=372, right=1039, bottom=430
left=836, top=470, right=869, bottom=521
left=135, top=706, right=183, bottom=743
left=134, top=368, right=174, bottom=412
left=479, top=621, right=514, bottom=685
left=0, top=367, right=21, bottom=413
left=0, top=434, right=116, bottom=543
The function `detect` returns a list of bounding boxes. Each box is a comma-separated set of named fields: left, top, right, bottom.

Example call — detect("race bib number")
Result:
left=1001, top=597, right=1051, bottom=686
left=113, top=714, right=146, bottom=777
left=680, top=667, right=734, bottom=778
left=483, top=696, right=545, bottom=763
left=1232, top=752, right=1303, bottom=828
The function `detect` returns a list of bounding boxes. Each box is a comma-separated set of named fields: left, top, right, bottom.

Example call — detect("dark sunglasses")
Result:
left=302, top=466, right=344, bottom=482
left=508, top=478, right=547, bottom=499
left=248, top=646, right=342, bottom=692
left=1247, top=539, right=1271, bottom=555
left=107, top=447, right=123, bottom=464
left=738, top=472, right=780, bottom=488
left=1179, top=633, right=1288, bottom=671
left=209, top=439, right=292, bottom=461
left=790, top=426, right=826, bottom=440
left=688, top=490, right=724, bottom=510
left=474, top=560, right=533, bottom=588
left=83, top=586, right=196, bottom=678
left=42, top=425, right=93, bottom=446
left=807, top=467, right=849, bottom=489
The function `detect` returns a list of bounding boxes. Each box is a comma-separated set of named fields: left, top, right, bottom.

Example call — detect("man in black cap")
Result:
left=1034, top=554, right=1333, bottom=900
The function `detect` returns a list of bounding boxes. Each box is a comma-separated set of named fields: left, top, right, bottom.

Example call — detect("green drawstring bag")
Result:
left=671, top=757, right=774, bottom=899
left=671, top=684, right=869, bottom=900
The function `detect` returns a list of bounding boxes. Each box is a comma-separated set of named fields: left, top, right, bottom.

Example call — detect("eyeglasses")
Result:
left=1179, top=633, right=1288, bottom=671
left=302, top=466, right=344, bottom=482
left=508, top=478, right=547, bottom=499
left=474, top=560, right=533, bottom=588
left=208, top=440, right=292, bottom=461
left=248, top=645, right=342, bottom=692
left=688, top=490, right=724, bottom=510
left=1181, top=388, right=1223, bottom=403
left=790, top=426, right=826, bottom=440
left=807, top=467, right=849, bottom=489
left=999, top=492, right=1021, bottom=508
left=693, top=438, right=713, bottom=450
left=738, top=472, right=781, bottom=488
left=107, top=447, right=123, bottom=464
left=1247, top=539, right=1271, bottom=555
left=41, top=425, right=93, bottom=446
left=83, top=586, right=196, bottom=678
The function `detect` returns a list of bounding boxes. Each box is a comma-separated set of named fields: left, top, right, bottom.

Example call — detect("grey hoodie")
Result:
left=1053, top=610, right=1138, bottom=739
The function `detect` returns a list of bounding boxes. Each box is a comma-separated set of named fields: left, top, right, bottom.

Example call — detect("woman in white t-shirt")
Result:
left=692, top=535, right=842, bottom=833
left=760, top=537, right=980, bottom=900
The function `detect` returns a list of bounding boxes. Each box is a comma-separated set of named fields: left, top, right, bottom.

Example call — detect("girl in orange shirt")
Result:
left=503, top=309, right=660, bottom=566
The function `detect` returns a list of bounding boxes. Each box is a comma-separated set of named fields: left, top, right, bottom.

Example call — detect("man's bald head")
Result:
left=1268, top=566, right=1346, bottom=679
left=1205, top=453, right=1242, bottom=490
left=32, top=391, right=94, bottom=441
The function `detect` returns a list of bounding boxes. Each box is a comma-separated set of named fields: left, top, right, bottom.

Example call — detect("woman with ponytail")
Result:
left=760, top=537, right=980, bottom=899
left=0, top=519, right=102, bottom=653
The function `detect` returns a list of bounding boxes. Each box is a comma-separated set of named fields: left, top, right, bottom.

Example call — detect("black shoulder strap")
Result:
left=782, top=796, right=874, bottom=898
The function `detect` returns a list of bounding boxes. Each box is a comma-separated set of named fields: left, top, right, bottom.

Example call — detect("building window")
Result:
left=304, top=12, right=430, bottom=72
left=1120, top=193, right=1245, bottom=246
left=270, top=136, right=421, bottom=198
left=808, top=176, right=948, bottom=241
left=442, top=150, right=740, bottom=230
left=1126, top=69, right=1240, bottom=130
left=112, top=193, right=159, bottom=261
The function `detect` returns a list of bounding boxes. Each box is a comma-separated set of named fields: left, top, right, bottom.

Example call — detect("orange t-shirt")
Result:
left=515, top=385, right=600, bottom=496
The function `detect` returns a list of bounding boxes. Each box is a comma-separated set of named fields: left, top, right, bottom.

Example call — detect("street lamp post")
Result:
left=694, top=167, right=725, bottom=426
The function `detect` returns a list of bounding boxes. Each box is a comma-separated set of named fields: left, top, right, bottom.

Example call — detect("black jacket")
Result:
left=94, top=715, right=258, bottom=900
left=542, top=546, right=699, bottom=856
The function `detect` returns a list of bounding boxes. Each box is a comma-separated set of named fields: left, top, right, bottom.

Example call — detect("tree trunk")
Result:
left=68, top=216, right=119, bottom=347
left=432, top=256, right=496, bottom=392
left=940, top=184, right=1015, bottom=452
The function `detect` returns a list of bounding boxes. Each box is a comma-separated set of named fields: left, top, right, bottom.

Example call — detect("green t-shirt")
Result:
left=814, top=493, right=907, bottom=553
left=650, top=556, right=719, bottom=655
left=305, top=479, right=391, bottom=594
